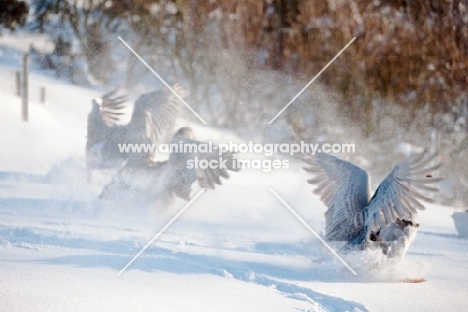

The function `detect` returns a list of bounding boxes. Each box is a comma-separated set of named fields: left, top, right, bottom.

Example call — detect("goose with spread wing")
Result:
left=99, top=127, right=239, bottom=208
left=302, top=151, right=440, bottom=257
left=87, top=84, right=186, bottom=171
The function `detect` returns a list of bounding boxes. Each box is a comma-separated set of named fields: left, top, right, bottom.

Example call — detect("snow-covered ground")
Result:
left=1, top=34, right=468, bottom=312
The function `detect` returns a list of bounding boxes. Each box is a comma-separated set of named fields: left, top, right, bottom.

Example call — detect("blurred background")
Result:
left=1, top=0, right=467, bottom=205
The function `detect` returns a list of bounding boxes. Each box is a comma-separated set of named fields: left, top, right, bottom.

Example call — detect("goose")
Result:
left=302, top=151, right=440, bottom=257
left=99, top=127, right=238, bottom=208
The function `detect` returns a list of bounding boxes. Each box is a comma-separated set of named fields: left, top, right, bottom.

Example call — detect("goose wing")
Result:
left=98, top=89, right=128, bottom=127
left=167, top=137, right=238, bottom=201
left=303, top=153, right=370, bottom=241
left=129, top=84, right=186, bottom=145
left=365, top=151, right=441, bottom=234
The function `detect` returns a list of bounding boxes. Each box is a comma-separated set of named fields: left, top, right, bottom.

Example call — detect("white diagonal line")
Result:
left=269, top=188, right=357, bottom=276
left=117, top=188, right=206, bottom=276
left=268, top=37, right=356, bottom=124
left=118, top=36, right=207, bottom=125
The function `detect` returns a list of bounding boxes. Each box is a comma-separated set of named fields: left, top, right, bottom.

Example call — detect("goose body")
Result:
left=99, top=127, right=238, bottom=208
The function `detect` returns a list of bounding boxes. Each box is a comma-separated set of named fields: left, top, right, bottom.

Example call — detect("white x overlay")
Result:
left=118, top=188, right=206, bottom=276
left=268, top=37, right=356, bottom=124
left=116, top=35, right=358, bottom=277
left=118, top=36, right=207, bottom=125
left=269, top=188, right=357, bottom=275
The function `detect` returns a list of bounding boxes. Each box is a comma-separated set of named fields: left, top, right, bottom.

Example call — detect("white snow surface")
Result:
left=1, top=33, right=468, bottom=312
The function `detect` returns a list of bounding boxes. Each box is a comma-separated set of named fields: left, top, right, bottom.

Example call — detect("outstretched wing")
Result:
left=130, top=84, right=186, bottom=144
left=303, top=153, right=370, bottom=241
left=365, top=151, right=441, bottom=233
left=167, top=138, right=238, bottom=201
left=98, top=89, right=128, bottom=127
left=87, top=90, right=128, bottom=169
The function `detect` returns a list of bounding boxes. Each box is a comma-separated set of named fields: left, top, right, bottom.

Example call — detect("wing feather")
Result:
left=303, top=154, right=370, bottom=241
left=166, top=137, right=238, bottom=200
left=365, top=151, right=440, bottom=233
left=127, top=83, right=186, bottom=145
left=99, top=90, right=129, bottom=127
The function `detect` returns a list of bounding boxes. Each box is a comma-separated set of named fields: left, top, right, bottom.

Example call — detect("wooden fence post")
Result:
left=15, top=71, right=21, bottom=96
left=40, top=86, right=46, bottom=104
left=22, top=53, right=29, bottom=122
